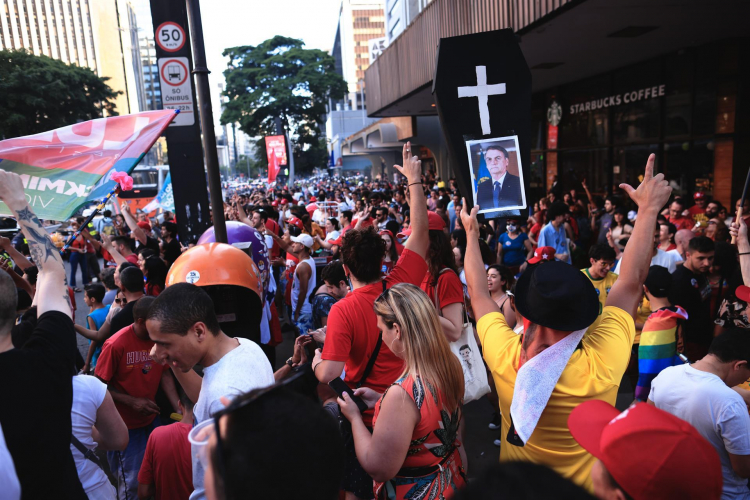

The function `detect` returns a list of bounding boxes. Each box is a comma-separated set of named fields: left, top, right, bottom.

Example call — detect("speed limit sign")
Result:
left=155, top=22, right=185, bottom=52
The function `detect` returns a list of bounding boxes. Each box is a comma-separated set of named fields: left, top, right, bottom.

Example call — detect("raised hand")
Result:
left=619, top=154, right=671, bottom=212
left=459, top=198, right=480, bottom=236
left=394, top=141, right=421, bottom=183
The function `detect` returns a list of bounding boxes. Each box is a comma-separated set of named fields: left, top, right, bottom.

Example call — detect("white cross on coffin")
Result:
left=457, top=66, right=506, bottom=135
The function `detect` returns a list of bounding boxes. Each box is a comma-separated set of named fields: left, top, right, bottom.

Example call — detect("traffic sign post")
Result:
left=157, top=57, right=195, bottom=126
left=155, top=22, right=185, bottom=52
left=149, top=0, right=212, bottom=244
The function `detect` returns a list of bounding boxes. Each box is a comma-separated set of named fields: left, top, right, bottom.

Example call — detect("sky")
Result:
left=131, top=0, right=342, bottom=132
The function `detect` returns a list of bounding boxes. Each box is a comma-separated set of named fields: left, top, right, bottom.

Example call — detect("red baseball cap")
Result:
left=137, top=220, right=152, bottom=231
left=309, top=196, right=317, bottom=203
left=280, top=198, right=288, bottom=205
left=397, top=211, right=446, bottom=238
left=694, top=191, right=706, bottom=200
left=569, top=400, right=722, bottom=500
left=527, top=246, right=556, bottom=264
left=271, top=200, right=279, bottom=207
left=287, top=217, right=304, bottom=231
left=735, top=285, right=750, bottom=303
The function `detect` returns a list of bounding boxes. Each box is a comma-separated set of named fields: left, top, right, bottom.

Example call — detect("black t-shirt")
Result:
left=110, top=300, right=137, bottom=336
left=142, top=236, right=161, bottom=254
left=0, top=311, right=87, bottom=499
left=669, top=266, right=712, bottom=345
left=163, top=238, right=181, bottom=268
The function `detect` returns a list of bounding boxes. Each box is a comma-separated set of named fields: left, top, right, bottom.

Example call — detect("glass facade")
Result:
left=531, top=38, right=746, bottom=208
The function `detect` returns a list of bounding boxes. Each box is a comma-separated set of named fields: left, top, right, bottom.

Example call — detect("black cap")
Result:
left=515, top=261, right=599, bottom=331
left=644, top=265, right=672, bottom=298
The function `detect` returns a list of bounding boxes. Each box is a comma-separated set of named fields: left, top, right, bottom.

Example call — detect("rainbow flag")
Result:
left=635, top=305, right=688, bottom=401
left=0, top=110, right=177, bottom=221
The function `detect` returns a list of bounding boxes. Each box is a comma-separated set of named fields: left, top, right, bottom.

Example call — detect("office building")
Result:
left=0, top=0, right=143, bottom=115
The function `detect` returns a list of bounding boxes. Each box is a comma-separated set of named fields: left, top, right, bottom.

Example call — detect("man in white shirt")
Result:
left=614, top=226, right=682, bottom=274
left=649, top=329, right=750, bottom=499
left=147, top=283, right=274, bottom=500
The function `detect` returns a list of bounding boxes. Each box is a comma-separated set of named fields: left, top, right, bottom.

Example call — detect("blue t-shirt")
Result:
left=87, top=305, right=110, bottom=368
left=498, top=232, right=529, bottom=267
left=537, top=223, right=571, bottom=264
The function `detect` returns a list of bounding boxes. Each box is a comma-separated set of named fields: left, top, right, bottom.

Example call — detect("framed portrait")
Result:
left=466, top=135, right=527, bottom=216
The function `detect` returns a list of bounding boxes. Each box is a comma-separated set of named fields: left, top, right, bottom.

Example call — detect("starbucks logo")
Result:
left=547, top=100, right=562, bottom=127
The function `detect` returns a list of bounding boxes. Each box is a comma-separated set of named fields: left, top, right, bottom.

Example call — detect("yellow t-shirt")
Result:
left=581, top=269, right=618, bottom=332
left=477, top=307, right=635, bottom=490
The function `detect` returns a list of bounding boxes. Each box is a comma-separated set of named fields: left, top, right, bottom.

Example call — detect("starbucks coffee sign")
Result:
left=569, top=84, right=665, bottom=115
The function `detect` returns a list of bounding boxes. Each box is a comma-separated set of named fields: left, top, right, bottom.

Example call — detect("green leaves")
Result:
left=0, top=49, right=120, bottom=139
left=221, top=36, right=347, bottom=175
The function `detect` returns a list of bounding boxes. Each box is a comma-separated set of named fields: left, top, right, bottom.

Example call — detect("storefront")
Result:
left=529, top=38, right=749, bottom=208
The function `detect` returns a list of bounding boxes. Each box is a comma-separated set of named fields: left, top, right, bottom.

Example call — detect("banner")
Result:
left=142, top=172, right=175, bottom=213
left=0, top=110, right=177, bottom=220
left=264, top=135, right=287, bottom=183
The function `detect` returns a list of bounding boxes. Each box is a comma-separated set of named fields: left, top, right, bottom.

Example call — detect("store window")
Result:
left=559, top=75, right=610, bottom=148
left=664, top=50, right=693, bottom=138
left=612, top=59, right=662, bottom=143
left=559, top=149, right=609, bottom=196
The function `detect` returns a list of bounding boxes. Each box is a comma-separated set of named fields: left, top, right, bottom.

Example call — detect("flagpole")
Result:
left=60, top=186, right=121, bottom=254
left=185, top=0, right=227, bottom=243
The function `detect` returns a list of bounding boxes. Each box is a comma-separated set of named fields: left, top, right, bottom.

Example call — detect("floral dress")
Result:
left=372, top=375, right=466, bottom=499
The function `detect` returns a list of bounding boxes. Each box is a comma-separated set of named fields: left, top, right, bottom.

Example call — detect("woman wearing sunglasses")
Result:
left=339, top=283, right=466, bottom=499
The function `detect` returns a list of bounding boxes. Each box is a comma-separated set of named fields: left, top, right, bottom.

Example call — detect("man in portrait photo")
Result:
left=476, top=145, right=523, bottom=210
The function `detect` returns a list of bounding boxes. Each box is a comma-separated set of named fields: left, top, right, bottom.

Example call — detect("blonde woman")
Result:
left=339, top=283, right=466, bottom=499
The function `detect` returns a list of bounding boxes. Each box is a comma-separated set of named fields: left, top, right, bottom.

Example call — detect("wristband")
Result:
left=740, top=252, right=750, bottom=256
left=408, top=182, right=421, bottom=188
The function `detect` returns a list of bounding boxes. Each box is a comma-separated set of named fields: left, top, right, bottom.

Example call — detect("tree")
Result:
left=221, top=36, right=347, bottom=176
left=0, top=50, right=120, bottom=139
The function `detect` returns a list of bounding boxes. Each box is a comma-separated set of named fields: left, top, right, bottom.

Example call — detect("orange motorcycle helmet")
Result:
left=167, top=243, right=263, bottom=341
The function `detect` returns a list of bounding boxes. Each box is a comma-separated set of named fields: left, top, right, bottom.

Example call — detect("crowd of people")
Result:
left=1, top=139, right=749, bottom=500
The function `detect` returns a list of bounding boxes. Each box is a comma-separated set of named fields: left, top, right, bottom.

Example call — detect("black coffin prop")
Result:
left=432, top=29, right=531, bottom=220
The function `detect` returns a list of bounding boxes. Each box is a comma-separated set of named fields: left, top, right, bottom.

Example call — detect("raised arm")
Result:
left=460, top=201, right=501, bottom=320
left=398, top=142, right=428, bottom=258
left=0, top=236, right=33, bottom=271
left=0, top=170, right=71, bottom=316
left=605, top=155, right=672, bottom=314
left=100, top=234, right=128, bottom=266
left=120, top=203, right=147, bottom=246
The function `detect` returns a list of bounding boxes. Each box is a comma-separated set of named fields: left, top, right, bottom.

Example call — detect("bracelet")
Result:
left=313, top=361, right=321, bottom=373
left=408, top=182, right=421, bottom=188
left=740, top=252, right=750, bottom=256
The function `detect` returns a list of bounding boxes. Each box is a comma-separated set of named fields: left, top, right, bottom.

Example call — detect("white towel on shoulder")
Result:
left=510, top=328, right=586, bottom=444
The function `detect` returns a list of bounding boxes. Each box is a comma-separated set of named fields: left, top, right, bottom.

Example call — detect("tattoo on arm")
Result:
left=15, top=206, right=62, bottom=270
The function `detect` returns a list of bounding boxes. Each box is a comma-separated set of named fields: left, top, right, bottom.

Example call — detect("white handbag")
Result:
left=435, top=270, right=491, bottom=403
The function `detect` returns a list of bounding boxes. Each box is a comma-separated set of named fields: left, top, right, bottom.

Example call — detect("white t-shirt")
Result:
left=650, top=364, right=750, bottom=499
left=614, top=248, right=681, bottom=274
left=190, top=338, right=275, bottom=500
left=324, top=230, right=340, bottom=243
left=0, top=422, right=20, bottom=500
left=70, top=375, right=115, bottom=497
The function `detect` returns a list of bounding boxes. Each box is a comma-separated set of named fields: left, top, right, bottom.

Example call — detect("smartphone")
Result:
left=328, top=378, right=368, bottom=413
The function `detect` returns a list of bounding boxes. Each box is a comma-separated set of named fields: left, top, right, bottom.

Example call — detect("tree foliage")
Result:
left=0, top=49, right=120, bottom=139
left=221, top=36, right=347, bottom=175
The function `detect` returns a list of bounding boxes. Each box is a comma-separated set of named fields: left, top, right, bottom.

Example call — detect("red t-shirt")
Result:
left=94, top=325, right=165, bottom=429
left=667, top=215, right=694, bottom=231
left=322, top=249, right=427, bottom=426
left=137, top=422, right=193, bottom=500
left=125, top=254, right=138, bottom=264
left=420, top=269, right=464, bottom=311
left=530, top=223, right=542, bottom=244
left=265, top=219, right=281, bottom=259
